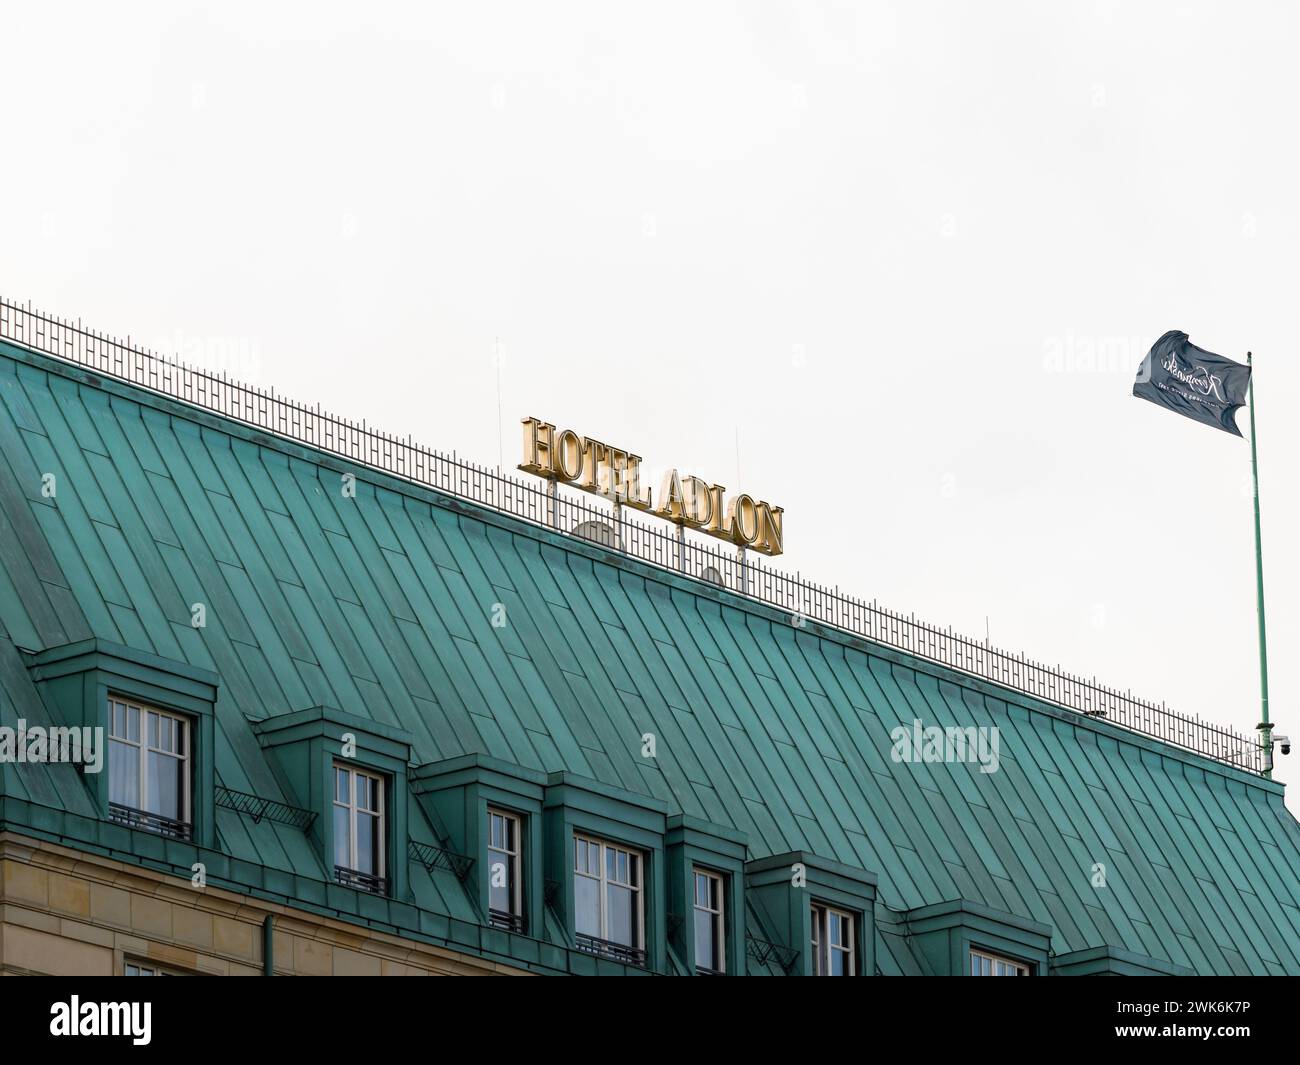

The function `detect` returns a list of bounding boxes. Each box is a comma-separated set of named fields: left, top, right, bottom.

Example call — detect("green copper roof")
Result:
left=1, top=337, right=1298, bottom=974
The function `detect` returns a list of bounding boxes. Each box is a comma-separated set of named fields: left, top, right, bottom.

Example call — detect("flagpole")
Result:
left=1246, top=352, right=1272, bottom=776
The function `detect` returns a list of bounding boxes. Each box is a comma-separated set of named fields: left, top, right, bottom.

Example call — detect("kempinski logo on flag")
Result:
left=1132, top=330, right=1251, bottom=435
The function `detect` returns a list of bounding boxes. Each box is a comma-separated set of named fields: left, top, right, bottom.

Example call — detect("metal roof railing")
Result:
left=0, top=297, right=1265, bottom=774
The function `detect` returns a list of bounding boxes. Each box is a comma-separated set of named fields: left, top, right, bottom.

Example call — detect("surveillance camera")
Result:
left=1277, top=735, right=1291, bottom=756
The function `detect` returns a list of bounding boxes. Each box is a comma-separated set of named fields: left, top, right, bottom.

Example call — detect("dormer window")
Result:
left=693, top=868, right=726, bottom=974
left=108, top=697, right=191, bottom=840
left=970, top=949, right=1030, bottom=976
left=333, top=763, right=386, bottom=894
left=811, top=902, right=856, bottom=975
left=487, top=808, right=525, bottom=932
left=574, top=834, right=645, bottom=965
left=255, top=707, right=413, bottom=901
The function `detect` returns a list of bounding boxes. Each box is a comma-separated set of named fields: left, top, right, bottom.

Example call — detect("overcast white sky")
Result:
left=2, top=1, right=1297, bottom=806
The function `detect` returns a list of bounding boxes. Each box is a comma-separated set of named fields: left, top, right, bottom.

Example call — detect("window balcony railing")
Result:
left=489, top=909, right=526, bottom=934
left=0, top=297, right=1264, bottom=775
left=109, top=802, right=192, bottom=841
left=575, top=933, right=647, bottom=967
left=334, top=865, right=387, bottom=896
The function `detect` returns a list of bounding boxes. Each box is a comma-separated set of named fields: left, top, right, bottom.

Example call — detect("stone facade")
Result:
left=0, top=834, right=525, bottom=977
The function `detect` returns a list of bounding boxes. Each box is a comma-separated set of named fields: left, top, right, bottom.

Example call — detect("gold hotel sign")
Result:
left=520, top=417, right=785, bottom=556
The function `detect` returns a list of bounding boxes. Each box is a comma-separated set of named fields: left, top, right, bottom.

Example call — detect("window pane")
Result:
left=574, top=872, right=600, bottom=937
left=575, top=838, right=585, bottom=873
left=126, top=705, right=139, bottom=743
left=830, top=913, right=848, bottom=949
left=335, top=768, right=348, bottom=804
left=110, top=739, right=139, bottom=807
left=695, top=908, right=716, bottom=970
left=830, top=948, right=849, bottom=976
left=489, top=855, right=511, bottom=913
left=356, top=811, right=379, bottom=875
left=606, top=883, right=635, bottom=947
left=333, top=804, right=351, bottom=867
left=146, top=751, right=181, bottom=819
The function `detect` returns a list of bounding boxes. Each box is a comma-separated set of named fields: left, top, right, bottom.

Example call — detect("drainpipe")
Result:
left=263, top=914, right=275, bottom=976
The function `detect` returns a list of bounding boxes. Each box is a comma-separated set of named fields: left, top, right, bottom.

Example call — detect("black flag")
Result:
left=1132, top=330, right=1251, bottom=436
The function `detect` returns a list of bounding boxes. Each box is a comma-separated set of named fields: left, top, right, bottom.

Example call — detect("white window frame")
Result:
left=811, top=902, right=856, bottom=975
left=124, top=960, right=178, bottom=976
left=108, top=697, right=190, bottom=826
left=487, top=807, right=524, bottom=922
left=333, top=762, right=386, bottom=880
left=970, top=948, right=1030, bottom=976
left=692, top=866, right=726, bottom=974
left=573, top=833, right=644, bottom=950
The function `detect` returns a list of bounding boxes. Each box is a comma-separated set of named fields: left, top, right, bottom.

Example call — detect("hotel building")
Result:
left=0, top=299, right=1297, bottom=976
